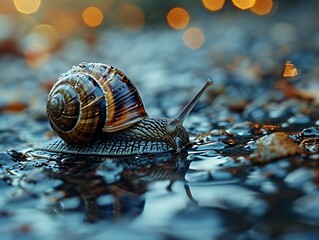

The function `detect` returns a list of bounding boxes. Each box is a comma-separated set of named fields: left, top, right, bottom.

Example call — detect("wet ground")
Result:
left=1, top=2, right=319, bottom=240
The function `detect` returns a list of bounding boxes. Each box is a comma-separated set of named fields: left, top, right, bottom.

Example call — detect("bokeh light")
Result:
left=31, top=24, right=58, bottom=49
left=232, top=0, right=256, bottom=10
left=24, top=44, right=50, bottom=68
left=202, top=0, right=225, bottom=12
left=183, top=28, right=205, bottom=49
left=14, top=0, right=41, bottom=14
left=167, top=7, right=190, bottom=30
left=22, top=24, right=58, bottom=68
left=251, top=0, right=273, bottom=15
left=44, top=9, right=78, bottom=40
left=118, top=4, right=145, bottom=31
left=82, top=6, right=104, bottom=27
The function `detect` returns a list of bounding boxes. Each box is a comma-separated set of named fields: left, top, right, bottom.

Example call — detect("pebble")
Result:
left=299, top=138, right=319, bottom=153
left=193, top=142, right=228, bottom=151
left=227, top=122, right=256, bottom=136
left=301, top=127, right=319, bottom=136
left=260, top=181, right=278, bottom=193
left=59, top=197, right=81, bottom=210
left=293, top=192, right=319, bottom=222
left=288, top=114, right=311, bottom=124
left=250, top=132, right=303, bottom=163
left=284, top=168, right=315, bottom=189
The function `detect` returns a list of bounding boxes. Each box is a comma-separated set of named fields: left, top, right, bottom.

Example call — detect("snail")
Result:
left=36, top=62, right=213, bottom=156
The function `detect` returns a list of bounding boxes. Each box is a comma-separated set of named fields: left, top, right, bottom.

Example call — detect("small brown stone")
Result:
left=251, top=132, right=303, bottom=163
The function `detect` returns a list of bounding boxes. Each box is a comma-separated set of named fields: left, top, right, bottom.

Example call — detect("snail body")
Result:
left=37, top=62, right=213, bottom=156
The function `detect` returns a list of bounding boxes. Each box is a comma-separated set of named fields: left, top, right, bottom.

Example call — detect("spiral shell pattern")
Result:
left=46, top=62, right=148, bottom=145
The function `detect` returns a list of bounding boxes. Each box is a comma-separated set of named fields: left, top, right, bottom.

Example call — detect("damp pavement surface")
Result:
left=1, top=3, right=319, bottom=240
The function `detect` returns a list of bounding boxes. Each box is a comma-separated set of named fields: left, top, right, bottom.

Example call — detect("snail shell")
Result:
left=47, top=62, right=148, bottom=145
left=37, top=62, right=213, bottom=156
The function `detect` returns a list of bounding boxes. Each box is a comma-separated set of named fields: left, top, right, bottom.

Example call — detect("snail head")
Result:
left=166, top=79, right=214, bottom=151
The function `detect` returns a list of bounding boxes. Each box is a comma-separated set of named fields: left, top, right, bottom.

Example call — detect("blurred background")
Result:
left=1, top=0, right=317, bottom=68
left=1, top=0, right=319, bottom=134
left=1, top=0, right=280, bottom=57
left=0, top=0, right=318, bottom=124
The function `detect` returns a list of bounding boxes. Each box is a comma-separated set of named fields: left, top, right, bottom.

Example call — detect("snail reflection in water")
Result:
left=36, top=62, right=213, bottom=156
left=38, top=151, right=192, bottom=223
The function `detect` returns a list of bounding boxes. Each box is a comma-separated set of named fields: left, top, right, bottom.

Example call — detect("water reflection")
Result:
left=0, top=139, right=318, bottom=239
left=28, top=150, right=191, bottom=224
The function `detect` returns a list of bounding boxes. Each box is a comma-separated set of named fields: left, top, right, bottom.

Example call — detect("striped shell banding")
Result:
left=47, top=62, right=147, bottom=145
left=37, top=62, right=213, bottom=156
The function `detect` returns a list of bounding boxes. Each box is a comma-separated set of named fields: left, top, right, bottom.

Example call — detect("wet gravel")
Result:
left=1, top=2, right=319, bottom=240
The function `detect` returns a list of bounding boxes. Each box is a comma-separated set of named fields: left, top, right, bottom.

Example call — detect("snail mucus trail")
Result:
left=35, top=62, right=213, bottom=156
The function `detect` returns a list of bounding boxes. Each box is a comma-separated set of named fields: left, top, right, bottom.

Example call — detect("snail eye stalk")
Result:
left=168, top=79, right=214, bottom=125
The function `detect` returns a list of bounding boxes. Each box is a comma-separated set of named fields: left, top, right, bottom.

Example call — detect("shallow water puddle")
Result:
left=1, top=129, right=319, bottom=239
